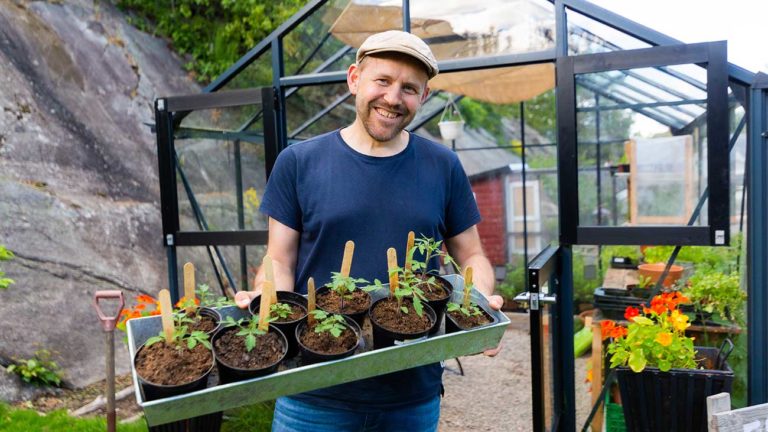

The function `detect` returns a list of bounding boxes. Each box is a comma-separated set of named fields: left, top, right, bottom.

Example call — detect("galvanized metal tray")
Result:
left=127, top=274, right=509, bottom=426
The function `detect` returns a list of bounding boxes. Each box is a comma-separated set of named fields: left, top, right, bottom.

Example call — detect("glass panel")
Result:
left=575, top=64, right=710, bottom=228
left=176, top=135, right=268, bottom=232
left=176, top=245, right=267, bottom=295
left=219, top=48, right=273, bottom=91
left=285, top=83, right=354, bottom=141
left=567, top=8, right=651, bottom=55
left=410, top=0, right=555, bottom=61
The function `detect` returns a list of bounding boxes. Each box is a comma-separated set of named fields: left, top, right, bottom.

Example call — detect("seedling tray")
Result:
left=127, top=274, right=509, bottom=426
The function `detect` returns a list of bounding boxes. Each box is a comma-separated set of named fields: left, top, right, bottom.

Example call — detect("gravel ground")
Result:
left=439, top=313, right=592, bottom=432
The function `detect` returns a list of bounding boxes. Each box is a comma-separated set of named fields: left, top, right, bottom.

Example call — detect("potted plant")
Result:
left=133, top=289, right=214, bottom=402
left=407, top=233, right=455, bottom=334
left=601, top=292, right=734, bottom=431
left=316, top=241, right=371, bottom=326
left=212, top=315, right=288, bottom=384
left=444, top=267, right=495, bottom=333
left=682, top=271, right=745, bottom=326
left=368, top=248, right=435, bottom=349
left=178, top=262, right=222, bottom=335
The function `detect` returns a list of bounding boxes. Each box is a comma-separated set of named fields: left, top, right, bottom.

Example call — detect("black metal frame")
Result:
left=527, top=245, right=575, bottom=432
left=154, top=87, right=278, bottom=301
left=557, top=41, right=730, bottom=246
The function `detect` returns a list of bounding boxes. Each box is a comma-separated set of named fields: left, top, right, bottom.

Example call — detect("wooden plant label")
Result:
left=340, top=240, right=354, bottom=277
left=404, top=231, right=415, bottom=273
left=263, top=255, right=277, bottom=305
left=258, top=280, right=273, bottom=332
left=183, top=262, right=196, bottom=314
left=158, top=289, right=174, bottom=344
left=387, top=247, right=399, bottom=296
left=307, top=277, right=316, bottom=327
left=463, top=266, right=473, bottom=309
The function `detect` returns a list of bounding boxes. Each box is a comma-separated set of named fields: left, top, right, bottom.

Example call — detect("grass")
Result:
left=0, top=400, right=275, bottom=431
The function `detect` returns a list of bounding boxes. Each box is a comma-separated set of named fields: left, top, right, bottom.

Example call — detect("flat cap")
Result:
left=356, top=30, right=439, bottom=79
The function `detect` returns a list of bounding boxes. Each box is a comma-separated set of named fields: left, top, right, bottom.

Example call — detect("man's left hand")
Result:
left=483, top=294, right=505, bottom=357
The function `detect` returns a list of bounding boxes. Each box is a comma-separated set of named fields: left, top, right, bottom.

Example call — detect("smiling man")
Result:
left=235, top=30, right=503, bottom=432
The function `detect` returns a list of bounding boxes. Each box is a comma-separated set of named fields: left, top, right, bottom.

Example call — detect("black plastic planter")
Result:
left=212, top=325, right=288, bottom=384
left=197, top=306, right=223, bottom=335
left=444, top=304, right=498, bottom=334
left=615, top=347, right=734, bottom=432
left=134, top=344, right=218, bottom=432
left=315, top=286, right=371, bottom=328
left=417, top=273, right=453, bottom=335
left=368, top=298, right=436, bottom=349
left=249, top=291, right=307, bottom=359
left=295, top=315, right=362, bottom=365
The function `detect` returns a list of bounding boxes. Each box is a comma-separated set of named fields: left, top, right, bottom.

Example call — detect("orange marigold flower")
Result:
left=586, top=369, right=593, bottom=383
left=149, top=310, right=161, bottom=316
left=136, top=294, right=156, bottom=303
left=610, top=326, right=628, bottom=339
left=600, top=320, right=616, bottom=340
left=134, top=303, right=146, bottom=311
left=655, top=331, right=673, bottom=347
left=624, top=306, right=640, bottom=321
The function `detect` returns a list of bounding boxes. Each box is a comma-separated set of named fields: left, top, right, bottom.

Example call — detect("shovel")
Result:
left=93, top=290, right=125, bottom=432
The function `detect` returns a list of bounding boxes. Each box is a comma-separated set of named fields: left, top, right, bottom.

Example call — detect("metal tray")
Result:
left=127, top=274, right=509, bottom=426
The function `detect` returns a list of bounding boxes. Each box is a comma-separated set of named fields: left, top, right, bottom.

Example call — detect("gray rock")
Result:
left=0, top=367, right=57, bottom=403
left=0, top=0, right=201, bottom=389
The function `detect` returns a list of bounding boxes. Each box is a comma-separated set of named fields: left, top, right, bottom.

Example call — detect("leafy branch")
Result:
left=325, top=272, right=370, bottom=310
left=0, top=245, right=15, bottom=290
left=146, top=313, right=211, bottom=351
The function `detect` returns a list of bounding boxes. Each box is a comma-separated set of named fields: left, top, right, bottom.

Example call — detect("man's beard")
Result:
left=358, top=100, right=414, bottom=142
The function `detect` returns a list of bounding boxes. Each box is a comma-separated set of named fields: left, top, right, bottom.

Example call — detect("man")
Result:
left=235, top=30, right=504, bottom=432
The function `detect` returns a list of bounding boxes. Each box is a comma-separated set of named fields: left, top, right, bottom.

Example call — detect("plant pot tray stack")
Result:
left=127, top=274, right=508, bottom=427
left=593, top=287, right=647, bottom=320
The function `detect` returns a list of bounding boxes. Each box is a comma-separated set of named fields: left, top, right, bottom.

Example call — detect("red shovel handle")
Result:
left=93, top=290, right=125, bottom=332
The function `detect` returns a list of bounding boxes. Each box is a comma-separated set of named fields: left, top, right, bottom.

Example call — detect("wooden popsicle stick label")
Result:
left=183, top=262, right=196, bottom=313
left=340, top=241, right=354, bottom=277
left=307, top=277, right=316, bottom=326
left=387, top=248, right=398, bottom=296
left=158, top=289, right=174, bottom=344
left=263, top=256, right=277, bottom=305
left=404, top=231, right=415, bottom=273
left=463, top=266, right=473, bottom=309
left=258, top=281, right=273, bottom=332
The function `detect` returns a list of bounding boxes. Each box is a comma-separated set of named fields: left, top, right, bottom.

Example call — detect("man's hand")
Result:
left=235, top=290, right=258, bottom=309
left=483, top=294, right=505, bottom=357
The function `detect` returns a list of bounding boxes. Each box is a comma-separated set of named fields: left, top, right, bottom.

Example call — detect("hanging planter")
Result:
left=437, top=98, right=465, bottom=141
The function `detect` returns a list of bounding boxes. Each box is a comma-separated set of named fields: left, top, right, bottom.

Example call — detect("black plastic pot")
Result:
left=416, top=273, right=453, bottom=335
left=134, top=343, right=219, bottom=432
left=616, top=347, right=734, bottom=432
left=212, top=325, right=288, bottom=384
left=315, top=286, right=371, bottom=328
left=295, top=315, right=362, bottom=365
left=368, top=298, right=435, bottom=349
left=444, top=304, right=498, bottom=334
left=197, top=306, right=223, bottom=335
left=248, top=291, right=307, bottom=359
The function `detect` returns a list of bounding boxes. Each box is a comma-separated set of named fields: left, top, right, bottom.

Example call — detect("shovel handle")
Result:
left=93, top=290, right=125, bottom=332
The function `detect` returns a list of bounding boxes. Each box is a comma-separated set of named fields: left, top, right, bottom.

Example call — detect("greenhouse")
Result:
left=149, top=0, right=768, bottom=430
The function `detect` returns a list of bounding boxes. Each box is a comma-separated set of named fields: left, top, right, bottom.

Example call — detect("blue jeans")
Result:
left=271, top=395, right=441, bottom=432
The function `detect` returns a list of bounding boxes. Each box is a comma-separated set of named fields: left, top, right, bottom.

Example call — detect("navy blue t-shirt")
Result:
left=259, top=129, right=481, bottom=410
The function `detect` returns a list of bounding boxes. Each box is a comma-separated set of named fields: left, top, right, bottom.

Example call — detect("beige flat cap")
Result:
left=356, top=30, right=439, bottom=79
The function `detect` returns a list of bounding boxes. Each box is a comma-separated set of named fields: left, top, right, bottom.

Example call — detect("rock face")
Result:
left=0, top=0, right=200, bottom=393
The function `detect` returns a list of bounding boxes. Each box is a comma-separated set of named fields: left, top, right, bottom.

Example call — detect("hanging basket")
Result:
left=438, top=98, right=465, bottom=141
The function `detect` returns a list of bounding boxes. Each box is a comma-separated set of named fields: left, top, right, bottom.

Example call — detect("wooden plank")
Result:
left=708, top=392, right=768, bottom=432
left=590, top=317, right=604, bottom=431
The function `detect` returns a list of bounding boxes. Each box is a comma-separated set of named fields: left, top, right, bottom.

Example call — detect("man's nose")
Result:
left=381, top=85, right=402, bottom=107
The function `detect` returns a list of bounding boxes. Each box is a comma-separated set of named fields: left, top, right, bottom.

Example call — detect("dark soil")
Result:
left=371, top=298, right=432, bottom=334
left=317, top=290, right=370, bottom=315
left=447, top=308, right=493, bottom=330
left=186, top=312, right=218, bottom=334
left=299, top=325, right=358, bottom=354
left=134, top=342, right=212, bottom=386
left=271, top=301, right=307, bottom=323
left=213, top=327, right=285, bottom=369
left=416, top=273, right=451, bottom=301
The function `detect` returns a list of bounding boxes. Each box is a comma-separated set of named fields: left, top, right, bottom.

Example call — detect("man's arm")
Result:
left=234, top=217, right=300, bottom=308
left=445, top=225, right=504, bottom=356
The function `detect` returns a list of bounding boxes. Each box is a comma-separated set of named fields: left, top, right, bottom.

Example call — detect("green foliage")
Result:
left=495, top=264, right=525, bottom=301
left=145, top=313, right=212, bottom=350
left=642, top=237, right=742, bottom=274
left=116, top=0, right=304, bottom=83
left=446, top=301, right=482, bottom=318
left=683, top=272, right=745, bottom=325
left=599, top=245, right=642, bottom=280
left=221, top=401, right=276, bottom=432
left=325, top=273, right=370, bottom=310
left=6, top=350, right=63, bottom=387
left=270, top=302, right=293, bottom=320
left=197, top=283, right=234, bottom=308
left=221, top=316, right=267, bottom=352
left=309, top=310, right=348, bottom=338
left=369, top=275, right=427, bottom=317
left=0, top=245, right=14, bottom=290
left=0, top=403, right=147, bottom=431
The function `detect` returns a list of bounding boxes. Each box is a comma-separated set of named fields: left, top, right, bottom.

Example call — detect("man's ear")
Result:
left=347, top=63, right=360, bottom=95
left=420, top=85, right=431, bottom=104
